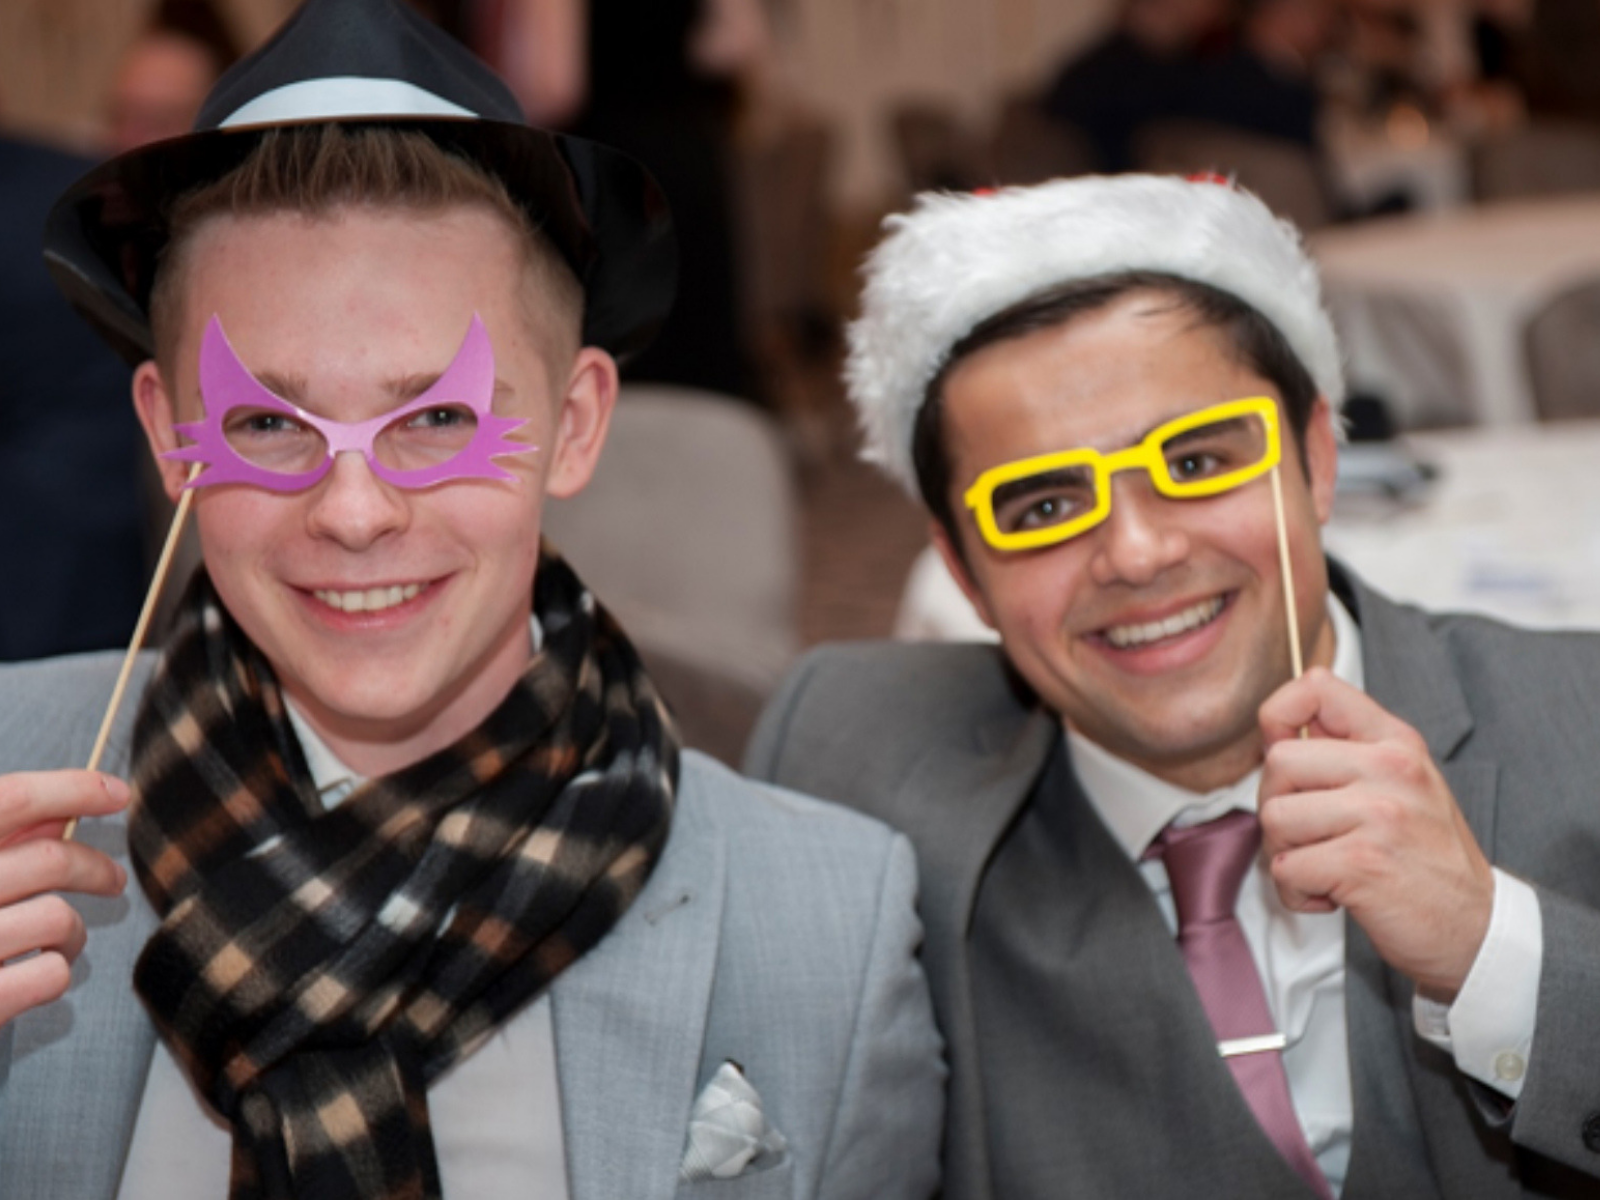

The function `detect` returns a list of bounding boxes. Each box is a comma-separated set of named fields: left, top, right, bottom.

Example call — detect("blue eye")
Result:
left=225, top=409, right=308, bottom=438
left=407, top=406, right=470, bottom=430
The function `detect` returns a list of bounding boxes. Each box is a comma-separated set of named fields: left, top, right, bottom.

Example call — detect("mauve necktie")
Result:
left=1154, top=810, right=1334, bottom=1199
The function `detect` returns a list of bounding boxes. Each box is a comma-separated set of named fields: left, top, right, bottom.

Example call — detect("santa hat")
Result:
left=846, top=174, right=1343, bottom=493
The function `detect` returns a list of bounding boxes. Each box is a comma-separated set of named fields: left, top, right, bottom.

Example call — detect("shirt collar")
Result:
left=286, top=702, right=365, bottom=809
left=1068, top=593, right=1364, bottom=860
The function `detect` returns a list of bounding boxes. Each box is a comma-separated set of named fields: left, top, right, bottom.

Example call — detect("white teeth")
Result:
left=314, top=582, right=423, bottom=613
left=1104, top=597, right=1224, bottom=649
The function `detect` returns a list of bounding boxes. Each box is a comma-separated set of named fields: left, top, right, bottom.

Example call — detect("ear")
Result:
left=133, top=360, right=192, bottom=502
left=544, top=347, right=618, bottom=499
left=1303, top=396, right=1338, bottom=525
left=930, top=517, right=998, bottom=631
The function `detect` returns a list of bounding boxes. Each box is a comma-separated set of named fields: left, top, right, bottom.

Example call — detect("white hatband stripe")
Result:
left=220, top=78, right=476, bottom=129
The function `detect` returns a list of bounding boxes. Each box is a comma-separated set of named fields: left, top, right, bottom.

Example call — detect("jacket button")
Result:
left=1584, top=1113, right=1600, bottom=1153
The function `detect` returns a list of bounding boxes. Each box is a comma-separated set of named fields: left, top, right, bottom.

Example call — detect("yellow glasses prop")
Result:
left=961, top=393, right=1309, bottom=686
left=962, top=396, right=1283, bottom=554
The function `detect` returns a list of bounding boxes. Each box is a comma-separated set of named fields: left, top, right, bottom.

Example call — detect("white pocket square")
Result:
left=679, top=1060, right=788, bottom=1182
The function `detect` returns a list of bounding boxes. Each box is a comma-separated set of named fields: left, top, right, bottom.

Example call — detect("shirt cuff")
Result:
left=1412, top=868, right=1543, bottom=1100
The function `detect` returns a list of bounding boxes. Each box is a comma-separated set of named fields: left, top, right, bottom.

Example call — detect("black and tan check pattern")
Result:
left=128, top=550, right=678, bottom=1200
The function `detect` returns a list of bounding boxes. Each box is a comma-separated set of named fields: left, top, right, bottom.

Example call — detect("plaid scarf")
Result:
left=128, top=552, right=678, bottom=1200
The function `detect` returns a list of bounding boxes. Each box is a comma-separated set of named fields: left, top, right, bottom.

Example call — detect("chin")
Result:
left=1096, top=695, right=1260, bottom=769
left=288, top=664, right=439, bottom=728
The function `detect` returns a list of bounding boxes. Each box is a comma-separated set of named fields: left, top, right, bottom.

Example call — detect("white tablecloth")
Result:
left=1310, top=197, right=1600, bottom=428
left=896, top=420, right=1600, bottom=639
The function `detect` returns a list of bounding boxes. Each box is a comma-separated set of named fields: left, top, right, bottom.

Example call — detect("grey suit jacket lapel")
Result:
left=896, top=703, right=1057, bottom=1200
left=552, top=790, right=728, bottom=1200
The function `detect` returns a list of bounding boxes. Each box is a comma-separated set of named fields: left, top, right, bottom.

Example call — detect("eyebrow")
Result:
left=992, top=464, right=1095, bottom=508
left=1077, top=404, right=1243, bottom=455
left=249, top=372, right=515, bottom=411
left=1162, top=415, right=1249, bottom=448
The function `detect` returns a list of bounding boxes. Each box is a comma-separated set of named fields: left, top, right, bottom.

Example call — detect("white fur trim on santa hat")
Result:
left=845, top=173, right=1344, bottom=493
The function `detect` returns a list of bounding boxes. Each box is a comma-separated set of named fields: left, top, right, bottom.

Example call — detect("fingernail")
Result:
left=100, top=775, right=131, bottom=804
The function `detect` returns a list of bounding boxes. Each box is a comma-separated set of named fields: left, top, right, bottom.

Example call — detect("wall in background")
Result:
left=772, top=0, right=1112, bottom=210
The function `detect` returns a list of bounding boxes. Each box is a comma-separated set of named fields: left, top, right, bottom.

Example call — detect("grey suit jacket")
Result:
left=746, top=564, right=1600, bottom=1199
left=0, top=652, right=945, bottom=1199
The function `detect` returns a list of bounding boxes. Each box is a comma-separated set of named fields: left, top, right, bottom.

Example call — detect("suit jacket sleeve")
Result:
left=1503, top=886, right=1600, bottom=1176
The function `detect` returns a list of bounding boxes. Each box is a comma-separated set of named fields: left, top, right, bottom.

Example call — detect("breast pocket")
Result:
left=674, top=1156, right=794, bottom=1200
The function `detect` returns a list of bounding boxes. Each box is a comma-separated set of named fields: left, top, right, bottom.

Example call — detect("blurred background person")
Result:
left=1518, top=0, right=1600, bottom=124
left=414, top=0, right=772, bottom=402
left=104, top=0, right=241, bottom=152
left=1186, top=0, right=1338, bottom=150
left=0, top=87, right=144, bottom=660
left=1042, top=0, right=1230, bottom=172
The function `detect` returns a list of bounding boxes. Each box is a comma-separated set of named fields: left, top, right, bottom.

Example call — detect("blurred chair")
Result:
left=1524, top=277, right=1600, bottom=421
left=892, top=102, right=988, bottom=194
left=1472, top=121, right=1600, bottom=202
left=987, top=95, right=1100, bottom=185
left=1134, top=119, right=1334, bottom=231
left=543, top=384, right=801, bottom=764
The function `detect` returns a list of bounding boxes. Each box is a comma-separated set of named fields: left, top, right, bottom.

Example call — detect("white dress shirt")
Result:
left=1068, top=596, right=1542, bottom=1195
left=116, top=703, right=571, bottom=1200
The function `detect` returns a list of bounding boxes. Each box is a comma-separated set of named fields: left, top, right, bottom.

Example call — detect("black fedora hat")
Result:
left=44, top=0, right=676, bottom=366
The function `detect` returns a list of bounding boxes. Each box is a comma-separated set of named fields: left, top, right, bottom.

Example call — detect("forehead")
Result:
left=170, top=206, right=541, bottom=372
left=180, top=204, right=526, bottom=302
left=941, top=292, right=1268, bottom=468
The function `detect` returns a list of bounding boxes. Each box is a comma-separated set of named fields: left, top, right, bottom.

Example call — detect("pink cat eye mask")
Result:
left=165, top=314, right=534, bottom=492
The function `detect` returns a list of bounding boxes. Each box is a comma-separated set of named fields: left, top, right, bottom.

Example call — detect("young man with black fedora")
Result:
left=748, top=175, right=1600, bottom=1199
left=0, top=1, right=942, bottom=1196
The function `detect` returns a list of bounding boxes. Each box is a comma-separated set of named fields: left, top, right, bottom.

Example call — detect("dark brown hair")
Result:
left=910, top=270, right=1319, bottom=545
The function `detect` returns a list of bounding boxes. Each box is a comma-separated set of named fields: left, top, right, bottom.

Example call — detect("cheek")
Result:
left=435, top=485, right=544, bottom=564
left=974, top=553, right=1082, bottom=642
left=1196, top=490, right=1289, bottom=572
left=193, top=491, right=283, bottom=566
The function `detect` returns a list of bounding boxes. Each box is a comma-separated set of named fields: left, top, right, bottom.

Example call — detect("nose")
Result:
left=304, top=451, right=410, bottom=549
left=1087, top=471, right=1190, bottom=587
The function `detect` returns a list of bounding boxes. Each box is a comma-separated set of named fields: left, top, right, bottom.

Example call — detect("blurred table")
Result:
left=895, top=419, right=1600, bottom=640
left=1310, top=197, right=1600, bottom=428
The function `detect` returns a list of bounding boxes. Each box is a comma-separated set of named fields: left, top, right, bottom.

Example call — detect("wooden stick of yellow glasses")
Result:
left=1269, top=462, right=1310, bottom=740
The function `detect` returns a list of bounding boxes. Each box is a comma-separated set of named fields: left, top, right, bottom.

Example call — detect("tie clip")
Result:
left=1218, top=1033, right=1288, bottom=1059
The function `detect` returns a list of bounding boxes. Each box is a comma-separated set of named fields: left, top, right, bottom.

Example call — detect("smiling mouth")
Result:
left=312, top=582, right=426, bottom=613
left=1100, top=595, right=1226, bottom=650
